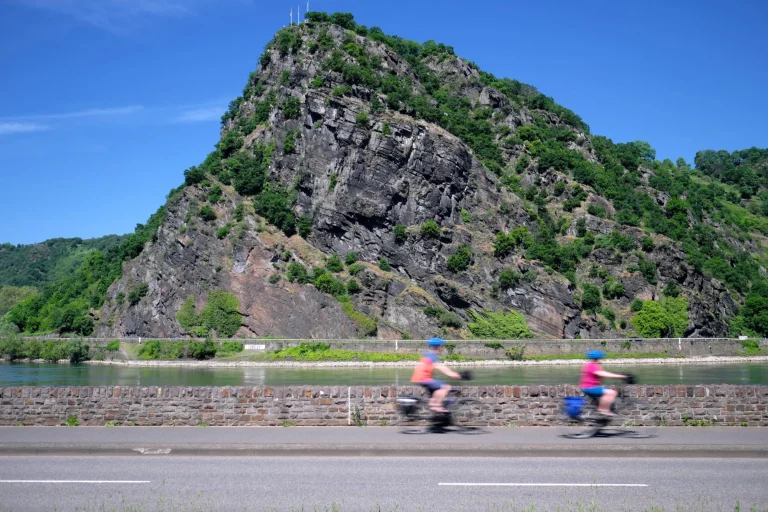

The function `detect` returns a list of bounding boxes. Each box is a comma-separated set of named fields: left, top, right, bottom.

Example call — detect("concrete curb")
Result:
left=2, top=443, right=767, bottom=458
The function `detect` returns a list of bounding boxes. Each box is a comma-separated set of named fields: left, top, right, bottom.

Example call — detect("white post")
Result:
left=347, top=387, right=351, bottom=425
left=395, top=339, right=398, bottom=351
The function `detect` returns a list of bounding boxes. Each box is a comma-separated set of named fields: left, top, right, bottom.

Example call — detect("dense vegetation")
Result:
left=0, top=235, right=125, bottom=288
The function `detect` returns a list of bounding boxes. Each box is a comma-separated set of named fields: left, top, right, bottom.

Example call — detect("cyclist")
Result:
left=411, top=337, right=463, bottom=413
left=580, top=350, right=628, bottom=416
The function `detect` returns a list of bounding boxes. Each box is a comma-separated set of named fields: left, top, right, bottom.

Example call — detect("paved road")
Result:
left=1, top=426, right=767, bottom=457
left=0, top=455, right=766, bottom=511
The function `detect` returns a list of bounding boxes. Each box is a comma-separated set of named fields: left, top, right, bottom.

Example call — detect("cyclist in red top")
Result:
left=411, top=337, right=462, bottom=413
left=580, top=350, right=628, bottom=416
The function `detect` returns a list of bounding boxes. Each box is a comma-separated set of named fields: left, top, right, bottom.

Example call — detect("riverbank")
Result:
left=81, top=354, right=768, bottom=368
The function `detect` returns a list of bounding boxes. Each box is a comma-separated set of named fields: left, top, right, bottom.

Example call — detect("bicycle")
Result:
left=396, top=372, right=488, bottom=434
left=560, top=373, right=653, bottom=439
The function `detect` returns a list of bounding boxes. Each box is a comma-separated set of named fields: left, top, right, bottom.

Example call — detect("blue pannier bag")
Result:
left=564, top=396, right=585, bottom=419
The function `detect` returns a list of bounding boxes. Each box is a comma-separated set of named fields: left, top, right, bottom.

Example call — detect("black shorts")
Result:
left=419, top=379, right=445, bottom=394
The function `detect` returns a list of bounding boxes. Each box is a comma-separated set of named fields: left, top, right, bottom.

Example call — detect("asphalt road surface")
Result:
left=0, top=456, right=766, bottom=512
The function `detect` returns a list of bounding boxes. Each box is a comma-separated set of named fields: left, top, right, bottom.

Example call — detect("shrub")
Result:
left=460, top=209, right=471, bottom=223
left=189, top=339, right=217, bottom=360
left=21, top=339, right=42, bottom=360
left=106, top=340, right=120, bottom=352
left=603, top=279, right=625, bottom=300
left=286, top=262, right=310, bottom=284
left=199, top=205, right=216, bottom=221
left=378, top=258, right=391, bottom=271
left=420, top=220, right=440, bottom=239
left=216, top=224, right=232, bottom=239
left=423, top=306, right=463, bottom=328
left=128, top=283, right=149, bottom=306
left=494, top=227, right=532, bottom=258
left=282, top=97, right=301, bottom=119
left=41, top=340, right=68, bottom=362
left=663, top=280, right=680, bottom=298
left=283, top=130, right=297, bottom=154
left=345, top=252, right=358, bottom=265
left=581, top=284, right=602, bottom=312
left=602, top=308, right=616, bottom=322
left=297, top=215, right=312, bottom=238
left=313, top=273, right=347, bottom=297
left=348, top=263, right=363, bottom=275
left=355, top=112, right=370, bottom=128
left=268, top=273, right=280, bottom=284
left=346, top=279, right=361, bottom=294
left=235, top=203, right=246, bottom=222
left=0, top=334, right=24, bottom=361
left=447, top=245, right=472, bottom=272
left=467, top=310, right=533, bottom=339
left=638, top=259, right=658, bottom=284
left=499, top=269, right=521, bottom=289
left=208, top=185, right=222, bottom=203
left=641, top=236, right=654, bottom=252
left=631, top=298, right=644, bottom=312
left=67, top=339, right=90, bottom=364
left=218, top=340, right=244, bottom=354
left=394, top=224, right=408, bottom=244
left=326, top=254, right=344, bottom=272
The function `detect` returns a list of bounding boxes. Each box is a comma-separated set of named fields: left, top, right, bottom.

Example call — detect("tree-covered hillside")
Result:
left=0, top=236, right=126, bottom=289
left=3, top=12, right=768, bottom=339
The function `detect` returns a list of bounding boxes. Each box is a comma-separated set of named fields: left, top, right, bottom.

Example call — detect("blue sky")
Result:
left=1, top=0, right=766, bottom=244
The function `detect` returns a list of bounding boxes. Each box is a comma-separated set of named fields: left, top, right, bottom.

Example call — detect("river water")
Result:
left=0, top=362, right=766, bottom=387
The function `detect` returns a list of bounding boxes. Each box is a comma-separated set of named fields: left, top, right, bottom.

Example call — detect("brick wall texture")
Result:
left=1, top=385, right=766, bottom=427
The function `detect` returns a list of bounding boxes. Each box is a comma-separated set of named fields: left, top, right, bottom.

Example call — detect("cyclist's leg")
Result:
left=598, top=388, right=617, bottom=415
left=430, top=382, right=450, bottom=412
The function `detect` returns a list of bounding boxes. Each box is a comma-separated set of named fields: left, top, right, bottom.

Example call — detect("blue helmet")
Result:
left=428, top=337, right=446, bottom=347
left=586, top=350, right=605, bottom=360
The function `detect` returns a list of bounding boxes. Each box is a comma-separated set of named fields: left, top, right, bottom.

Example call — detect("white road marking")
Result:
left=0, top=480, right=150, bottom=484
left=439, top=483, right=648, bottom=487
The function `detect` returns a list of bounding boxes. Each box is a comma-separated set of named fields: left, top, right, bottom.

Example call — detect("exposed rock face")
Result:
left=97, top=21, right=742, bottom=340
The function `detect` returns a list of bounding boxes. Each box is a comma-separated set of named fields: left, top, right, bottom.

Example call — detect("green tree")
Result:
left=282, top=97, right=301, bottom=119
left=581, top=284, right=602, bottom=312
left=467, top=310, right=533, bottom=339
left=127, top=283, right=149, bottom=306
left=200, top=291, right=242, bottom=337
left=0, top=286, right=38, bottom=316
left=345, top=252, right=358, bottom=265
left=378, top=258, right=391, bottom=271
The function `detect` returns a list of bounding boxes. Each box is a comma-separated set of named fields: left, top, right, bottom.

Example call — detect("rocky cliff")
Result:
left=95, top=15, right=752, bottom=340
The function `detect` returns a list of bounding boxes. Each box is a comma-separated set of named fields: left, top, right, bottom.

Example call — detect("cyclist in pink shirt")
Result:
left=579, top=350, right=628, bottom=416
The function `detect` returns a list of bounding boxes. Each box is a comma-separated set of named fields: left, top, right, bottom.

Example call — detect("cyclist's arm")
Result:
left=595, top=370, right=626, bottom=379
left=434, top=362, right=461, bottom=379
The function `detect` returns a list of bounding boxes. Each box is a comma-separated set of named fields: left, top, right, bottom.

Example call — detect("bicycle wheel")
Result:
left=396, top=396, right=430, bottom=435
left=452, top=398, right=490, bottom=435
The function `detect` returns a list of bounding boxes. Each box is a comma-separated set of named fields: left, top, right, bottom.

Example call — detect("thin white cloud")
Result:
left=173, top=106, right=223, bottom=123
left=4, top=105, right=144, bottom=121
left=0, top=123, right=48, bottom=135
left=14, top=0, right=204, bottom=33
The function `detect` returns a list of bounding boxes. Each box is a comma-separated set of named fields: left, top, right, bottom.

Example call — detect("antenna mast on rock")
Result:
left=290, top=6, right=293, bottom=26
left=298, top=5, right=300, bottom=24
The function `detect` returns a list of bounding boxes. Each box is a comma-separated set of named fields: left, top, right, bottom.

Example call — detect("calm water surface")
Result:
left=0, top=362, right=765, bottom=387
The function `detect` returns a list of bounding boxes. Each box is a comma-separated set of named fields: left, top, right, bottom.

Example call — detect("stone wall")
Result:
left=2, top=385, right=766, bottom=427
